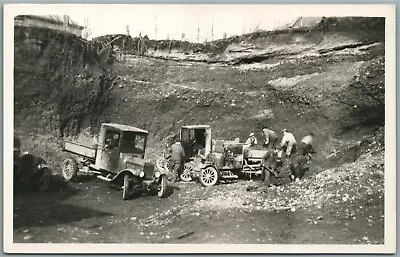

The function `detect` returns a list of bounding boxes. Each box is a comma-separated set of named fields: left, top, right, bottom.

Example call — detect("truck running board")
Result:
left=97, top=175, right=113, bottom=182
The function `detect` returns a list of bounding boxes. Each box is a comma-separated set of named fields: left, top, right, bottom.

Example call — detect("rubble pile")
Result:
left=140, top=146, right=383, bottom=229
left=261, top=150, right=384, bottom=211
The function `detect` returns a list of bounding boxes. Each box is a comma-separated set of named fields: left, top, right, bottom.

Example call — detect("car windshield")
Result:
left=120, top=132, right=147, bottom=154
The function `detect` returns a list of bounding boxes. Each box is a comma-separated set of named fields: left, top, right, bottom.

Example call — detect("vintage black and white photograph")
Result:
left=4, top=4, right=396, bottom=253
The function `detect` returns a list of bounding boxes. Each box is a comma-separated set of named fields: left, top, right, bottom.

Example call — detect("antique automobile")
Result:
left=165, top=125, right=268, bottom=186
left=193, top=140, right=268, bottom=186
left=14, top=138, right=52, bottom=192
left=155, top=125, right=212, bottom=182
left=61, top=123, right=168, bottom=200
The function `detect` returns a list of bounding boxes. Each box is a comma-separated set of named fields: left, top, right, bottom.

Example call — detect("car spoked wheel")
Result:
left=62, top=158, right=78, bottom=182
left=199, top=166, right=218, bottom=187
left=164, top=157, right=170, bottom=170
left=180, top=163, right=193, bottom=182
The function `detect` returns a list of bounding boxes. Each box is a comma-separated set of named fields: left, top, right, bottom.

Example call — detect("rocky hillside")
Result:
left=14, top=26, right=116, bottom=137
left=14, top=17, right=385, bottom=167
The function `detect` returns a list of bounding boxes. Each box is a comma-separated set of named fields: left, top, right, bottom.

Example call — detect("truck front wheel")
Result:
left=122, top=174, right=131, bottom=200
left=157, top=175, right=168, bottom=198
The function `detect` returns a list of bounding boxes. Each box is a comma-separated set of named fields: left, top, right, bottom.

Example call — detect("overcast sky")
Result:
left=10, top=4, right=389, bottom=42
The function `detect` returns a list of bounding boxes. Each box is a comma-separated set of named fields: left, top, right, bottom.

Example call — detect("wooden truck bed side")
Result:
left=64, top=140, right=97, bottom=159
left=247, top=149, right=268, bottom=159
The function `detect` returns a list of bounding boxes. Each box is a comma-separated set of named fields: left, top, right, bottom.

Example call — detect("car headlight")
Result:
left=155, top=171, right=160, bottom=178
left=139, top=171, right=145, bottom=178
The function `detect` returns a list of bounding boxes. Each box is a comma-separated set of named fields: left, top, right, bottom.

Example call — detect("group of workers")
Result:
left=165, top=127, right=316, bottom=185
left=245, top=127, right=316, bottom=187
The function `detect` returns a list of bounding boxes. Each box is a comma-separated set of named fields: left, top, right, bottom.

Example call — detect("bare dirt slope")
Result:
left=13, top=17, right=385, bottom=244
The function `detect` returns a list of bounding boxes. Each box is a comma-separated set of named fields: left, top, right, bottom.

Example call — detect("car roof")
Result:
left=102, top=123, right=148, bottom=133
left=181, top=125, right=211, bottom=129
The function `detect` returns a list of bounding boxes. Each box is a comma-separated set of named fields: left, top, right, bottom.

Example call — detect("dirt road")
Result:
left=13, top=176, right=383, bottom=244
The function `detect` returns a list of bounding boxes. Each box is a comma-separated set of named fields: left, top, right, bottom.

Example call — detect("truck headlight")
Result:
left=139, top=171, right=145, bottom=178
left=155, top=171, right=160, bottom=178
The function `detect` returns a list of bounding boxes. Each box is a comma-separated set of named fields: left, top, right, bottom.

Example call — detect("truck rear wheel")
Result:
left=62, top=158, right=78, bottom=182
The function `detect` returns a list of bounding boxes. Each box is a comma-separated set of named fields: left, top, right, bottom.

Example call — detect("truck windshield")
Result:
left=120, top=132, right=147, bottom=154
left=181, top=128, right=195, bottom=142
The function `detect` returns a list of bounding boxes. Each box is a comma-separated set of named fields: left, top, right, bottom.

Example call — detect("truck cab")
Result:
left=94, top=123, right=151, bottom=176
left=179, top=125, right=212, bottom=160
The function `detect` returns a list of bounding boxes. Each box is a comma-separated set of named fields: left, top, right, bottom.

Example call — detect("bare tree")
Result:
left=82, top=18, right=92, bottom=40
left=154, top=16, right=157, bottom=40
left=197, top=18, right=200, bottom=43
left=211, top=17, right=214, bottom=41
left=254, top=20, right=261, bottom=32
left=137, top=31, right=147, bottom=56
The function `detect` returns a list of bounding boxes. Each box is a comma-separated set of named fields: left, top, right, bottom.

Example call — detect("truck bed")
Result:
left=247, top=149, right=268, bottom=159
left=64, top=140, right=97, bottom=159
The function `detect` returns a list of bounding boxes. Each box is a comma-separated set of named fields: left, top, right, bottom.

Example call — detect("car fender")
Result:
left=202, top=164, right=220, bottom=173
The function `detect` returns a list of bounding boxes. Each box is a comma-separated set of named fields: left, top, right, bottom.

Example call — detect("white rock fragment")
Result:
left=23, top=235, right=33, bottom=240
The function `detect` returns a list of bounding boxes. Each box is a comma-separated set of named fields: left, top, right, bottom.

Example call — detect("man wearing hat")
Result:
left=245, top=132, right=258, bottom=147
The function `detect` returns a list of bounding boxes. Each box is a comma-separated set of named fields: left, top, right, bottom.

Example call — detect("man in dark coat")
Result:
left=290, top=133, right=316, bottom=182
left=262, top=127, right=278, bottom=149
left=169, top=140, right=185, bottom=182
left=289, top=155, right=309, bottom=182
left=261, top=148, right=282, bottom=187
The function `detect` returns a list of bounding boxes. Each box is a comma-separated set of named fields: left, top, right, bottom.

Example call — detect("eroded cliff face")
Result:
left=14, top=26, right=117, bottom=136
left=14, top=17, right=385, bottom=158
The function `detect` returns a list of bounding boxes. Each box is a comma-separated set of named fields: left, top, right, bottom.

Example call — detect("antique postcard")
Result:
left=3, top=3, right=396, bottom=253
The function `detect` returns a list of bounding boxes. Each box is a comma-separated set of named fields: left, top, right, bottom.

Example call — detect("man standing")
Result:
left=297, top=133, right=316, bottom=157
left=289, top=155, right=308, bottom=182
left=261, top=148, right=283, bottom=187
left=280, top=129, right=297, bottom=158
left=245, top=132, right=258, bottom=147
left=169, top=140, right=185, bottom=182
left=289, top=133, right=316, bottom=182
left=262, top=127, right=278, bottom=149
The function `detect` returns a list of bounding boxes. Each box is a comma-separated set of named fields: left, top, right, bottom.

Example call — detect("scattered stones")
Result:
left=23, top=235, right=33, bottom=240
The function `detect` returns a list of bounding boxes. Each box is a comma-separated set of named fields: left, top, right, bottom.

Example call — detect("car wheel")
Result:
left=157, top=175, right=168, bottom=198
left=199, top=166, right=218, bottom=187
left=62, top=158, right=78, bottom=182
left=155, top=156, right=170, bottom=171
left=180, top=163, right=193, bottom=182
left=122, top=174, right=131, bottom=200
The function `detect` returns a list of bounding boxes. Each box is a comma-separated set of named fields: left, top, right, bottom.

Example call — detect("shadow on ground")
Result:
left=13, top=187, right=112, bottom=229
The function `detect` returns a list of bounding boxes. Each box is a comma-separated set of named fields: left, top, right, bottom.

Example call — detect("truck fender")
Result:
left=112, top=169, right=143, bottom=184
